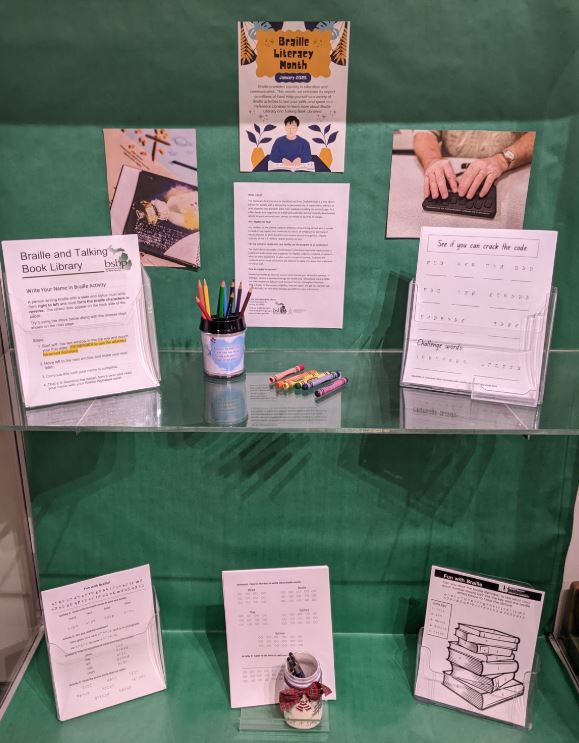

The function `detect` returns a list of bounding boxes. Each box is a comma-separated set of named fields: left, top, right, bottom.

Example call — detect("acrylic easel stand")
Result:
left=239, top=703, right=330, bottom=734
left=46, top=591, right=166, bottom=721
left=401, top=280, right=557, bottom=408
left=415, top=628, right=540, bottom=731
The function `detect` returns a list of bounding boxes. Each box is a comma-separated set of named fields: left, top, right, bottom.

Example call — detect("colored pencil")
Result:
left=235, top=282, right=243, bottom=314
left=203, top=279, right=211, bottom=316
left=239, top=286, right=253, bottom=316
left=225, top=281, right=235, bottom=317
left=217, top=280, right=225, bottom=317
left=195, top=296, right=211, bottom=321
left=197, top=280, right=205, bottom=312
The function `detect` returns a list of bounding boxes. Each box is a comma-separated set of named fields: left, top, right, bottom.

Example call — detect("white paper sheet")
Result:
left=222, top=565, right=336, bottom=708
left=1, top=235, right=160, bottom=407
left=415, top=566, right=544, bottom=727
left=234, top=183, right=349, bottom=328
left=41, top=565, right=166, bottom=721
left=402, top=227, right=557, bottom=404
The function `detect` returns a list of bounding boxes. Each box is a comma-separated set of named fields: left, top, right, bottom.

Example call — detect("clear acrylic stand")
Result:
left=415, top=628, right=540, bottom=730
left=401, top=279, right=557, bottom=407
left=239, top=702, right=330, bottom=734
left=46, top=589, right=166, bottom=721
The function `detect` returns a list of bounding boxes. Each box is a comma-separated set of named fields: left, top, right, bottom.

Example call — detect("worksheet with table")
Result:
left=222, top=565, right=336, bottom=708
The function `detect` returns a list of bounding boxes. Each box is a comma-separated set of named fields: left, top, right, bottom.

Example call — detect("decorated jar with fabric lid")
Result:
left=278, top=652, right=331, bottom=730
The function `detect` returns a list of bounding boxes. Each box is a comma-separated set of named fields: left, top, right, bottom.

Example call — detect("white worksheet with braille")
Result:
left=222, top=565, right=335, bottom=708
left=41, top=565, right=166, bottom=720
left=402, top=227, right=557, bottom=404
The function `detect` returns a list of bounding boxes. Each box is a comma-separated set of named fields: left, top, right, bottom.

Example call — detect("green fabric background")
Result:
left=1, top=5, right=579, bottom=737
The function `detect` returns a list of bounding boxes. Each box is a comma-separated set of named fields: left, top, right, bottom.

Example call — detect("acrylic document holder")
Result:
left=415, top=627, right=539, bottom=731
left=1, top=263, right=161, bottom=409
left=401, top=279, right=557, bottom=407
left=45, top=592, right=166, bottom=721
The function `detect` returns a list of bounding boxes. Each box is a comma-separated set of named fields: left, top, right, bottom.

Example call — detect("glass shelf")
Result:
left=1, top=349, right=578, bottom=434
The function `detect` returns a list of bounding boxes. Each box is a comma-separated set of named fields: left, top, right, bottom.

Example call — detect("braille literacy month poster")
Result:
left=238, top=21, right=350, bottom=173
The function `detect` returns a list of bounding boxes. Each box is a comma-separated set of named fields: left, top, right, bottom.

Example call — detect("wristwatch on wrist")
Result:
left=501, top=149, right=515, bottom=169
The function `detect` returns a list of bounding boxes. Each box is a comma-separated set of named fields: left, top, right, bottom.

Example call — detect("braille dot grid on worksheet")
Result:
left=402, top=227, right=557, bottom=403
left=222, top=566, right=336, bottom=708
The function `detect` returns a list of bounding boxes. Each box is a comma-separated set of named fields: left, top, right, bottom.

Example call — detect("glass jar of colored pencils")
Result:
left=199, top=315, right=246, bottom=378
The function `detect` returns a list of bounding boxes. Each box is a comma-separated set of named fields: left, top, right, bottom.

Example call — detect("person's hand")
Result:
left=458, top=155, right=509, bottom=199
left=282, top=158, right=292, bottom=166
left=292, top=158, right=302, bottom=166
left=423, top=158, right=458, bottom=199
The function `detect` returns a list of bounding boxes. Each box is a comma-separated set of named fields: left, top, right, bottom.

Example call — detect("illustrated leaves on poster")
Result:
left=308, top=124, right=322, bottom=133
left=327, top=131, right=339, bottom=144
left=324, top=124, right=331, bottom=134
left=260, top=137, right=272, bottom=144
left=254, top=124, right=261, bottom=134
left=239, top=23, right=257, bottom=65
left=246, top=131, right=257, bottom=144
left=263, top=124, right=276, bottom=132
left=330, top=22, right=348, bottom=66
left=312, top=137, right=325, bottom=144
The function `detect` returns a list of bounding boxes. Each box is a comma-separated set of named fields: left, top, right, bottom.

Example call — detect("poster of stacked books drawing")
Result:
left=415, top=566, right=544, bottom=728
left=238, top=21, right=349, bottom=173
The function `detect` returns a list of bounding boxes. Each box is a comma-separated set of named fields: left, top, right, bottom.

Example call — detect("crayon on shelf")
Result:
left=314, top=376, right=349, bottom=399
left=293, top=371, right=329, bottom=389
left=276, top=370, right=316, bottom=390
left=269, top=365, right=305, bottom=384
left=301, top=371, right=340, bottom=390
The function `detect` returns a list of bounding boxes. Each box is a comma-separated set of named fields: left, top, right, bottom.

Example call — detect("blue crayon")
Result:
left=302, top=371, right=341, bottom=390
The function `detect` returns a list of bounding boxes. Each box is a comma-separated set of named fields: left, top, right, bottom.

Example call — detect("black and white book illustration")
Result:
left=415, top=566, right=544, bottom=728
left=443, top=623, right=523, bottom=709
left=111, top=166, right=200, bottom=269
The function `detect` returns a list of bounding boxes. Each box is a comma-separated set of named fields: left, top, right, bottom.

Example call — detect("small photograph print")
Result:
left=386, top=129, right=536, bottom=238
left=111, top=167, right=200, bottom=269
left=103, top=127, right=199, bottom=268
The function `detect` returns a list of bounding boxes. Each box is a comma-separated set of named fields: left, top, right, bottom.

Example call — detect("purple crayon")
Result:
left=315, top=376, right=349, bottom=398
left=302, top=371, right=341, bottom=390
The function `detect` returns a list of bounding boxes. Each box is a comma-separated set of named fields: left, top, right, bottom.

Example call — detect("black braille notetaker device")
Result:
left=422, top=183, right=497, bottom=219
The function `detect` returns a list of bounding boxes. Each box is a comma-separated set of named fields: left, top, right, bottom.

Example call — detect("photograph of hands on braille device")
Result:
left=386, top=129, right=536, bottom=238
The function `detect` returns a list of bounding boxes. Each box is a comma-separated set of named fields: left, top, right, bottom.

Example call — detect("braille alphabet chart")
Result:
left=41, top=565, right=166, bottom=720
left=222, top=565, right=335, bottom=708
left=402, top=227, right=557, bottom=404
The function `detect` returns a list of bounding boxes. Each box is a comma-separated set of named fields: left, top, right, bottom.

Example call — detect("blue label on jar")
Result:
left=202, top=332, right=245, bottom=376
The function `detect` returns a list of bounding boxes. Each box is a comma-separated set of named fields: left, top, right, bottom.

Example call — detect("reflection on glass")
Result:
left=401, top=387, right=540, bottom=431
left=204, top=375, right=248, bottom=427
left=0, top=432, right=42, bottom=716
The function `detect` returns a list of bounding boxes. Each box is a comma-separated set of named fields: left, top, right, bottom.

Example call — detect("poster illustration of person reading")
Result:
left=238, top=21, right=350, bottom=173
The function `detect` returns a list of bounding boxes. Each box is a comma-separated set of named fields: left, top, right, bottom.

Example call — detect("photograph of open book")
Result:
left=110, top=167, right=200, bottom=269
left=268, top=160, right=315, bottom=172
left=104, top=128, right=200, bottom=268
